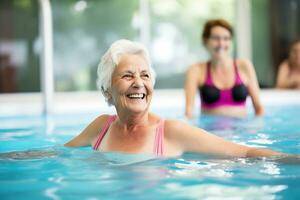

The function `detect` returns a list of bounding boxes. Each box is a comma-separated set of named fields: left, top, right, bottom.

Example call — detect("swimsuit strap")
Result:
left=206, top=60, right=243, bottom=85
left=234, top=60, right=243, bottom=84
left=93, top=115, right=117, bottom=150
left=205, top=61, right=214, bottom=85
left=93, top=116, right=165, bottom=156
left=153, top=119, right=165, bottom=156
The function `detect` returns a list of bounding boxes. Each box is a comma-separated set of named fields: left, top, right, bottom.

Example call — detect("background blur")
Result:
left=0, top=0, right=299, bottom=94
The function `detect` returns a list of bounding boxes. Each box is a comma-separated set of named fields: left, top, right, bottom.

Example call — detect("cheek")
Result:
left=148, top=87, right=153, bottom=94
left=208, top=41, right=216, bottom=47
left=206, top=44, right=215, bottom=52
left=145, top=81, right=154, bottom=93
left=109, top=87, right=124, bottom=102
left=225, top=41, right=231, bottom=47
left=113, top=80, right=128, bottom=92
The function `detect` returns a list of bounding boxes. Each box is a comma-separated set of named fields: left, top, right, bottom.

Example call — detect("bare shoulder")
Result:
left=236, top=58, right=258, bottom=83
left=236, top=58, right=254, bottom=73
left=164, top=119, right=186, bottom=131
left=186, top=62, right=207, bottom=84
left=64, top=114, right=112, bottom=147
left=278, top=60, right=289, bottom=71
left=164, top=119, right=196, bottom=140
left=94, top=114, right=111, bottom=123
left=187, top=62, right=206, bottom=73
left=89, top=114, right=112, bottom=136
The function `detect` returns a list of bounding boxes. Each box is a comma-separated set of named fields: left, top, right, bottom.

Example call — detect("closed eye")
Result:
left=122, top=74, right=133, bottom=79
left=141, top=73, right=150, bottom=79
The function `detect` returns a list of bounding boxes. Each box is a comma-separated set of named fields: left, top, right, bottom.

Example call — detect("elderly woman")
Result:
left=276, top=39, right=300, bottom=89
left=65, top=39, right=282, bottom=157
left=185, top=19, right=264, bottom=118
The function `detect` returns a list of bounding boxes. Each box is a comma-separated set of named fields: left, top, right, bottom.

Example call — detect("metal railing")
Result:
left=38, top=0, right=54, bottom=115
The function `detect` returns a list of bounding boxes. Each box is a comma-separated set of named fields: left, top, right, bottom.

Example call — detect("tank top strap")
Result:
left=204, top=61, right=214, bottom=85
left=233, top=60, right=243, bottom=84
left=93, top=115, right=117, bottom=150
left=153, top=119, right=165, bottom=156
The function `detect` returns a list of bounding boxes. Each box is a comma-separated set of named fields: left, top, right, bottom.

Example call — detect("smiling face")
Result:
left=108, top=54, right=153, bottom=114
left=205, top=26, right=232, bottom=60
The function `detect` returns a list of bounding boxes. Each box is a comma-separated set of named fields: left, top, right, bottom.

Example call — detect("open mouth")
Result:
left=126, top=93, right=146, bottom=99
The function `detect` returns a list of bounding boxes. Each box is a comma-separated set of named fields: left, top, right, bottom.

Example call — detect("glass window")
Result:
left=52, top=0, right=139, bottom=91
left=0, top=0, right=39, bottom=93
left=149, top=0, right=236, bottom=88
left=0, top=0, right=237, bottom=93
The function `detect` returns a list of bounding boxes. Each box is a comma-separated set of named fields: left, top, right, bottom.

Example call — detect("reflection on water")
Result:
left=164, top=183, right=287, bottom=200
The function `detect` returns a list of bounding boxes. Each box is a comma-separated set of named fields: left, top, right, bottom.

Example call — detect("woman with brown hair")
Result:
left=185, top=19, right=264, bottom=118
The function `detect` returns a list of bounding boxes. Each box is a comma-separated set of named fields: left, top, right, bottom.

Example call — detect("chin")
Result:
left=125, top=102, right=148, bottom=113
left=128, top=108, right=148, bottom=114
left=214, top=54, right=227, bottom=59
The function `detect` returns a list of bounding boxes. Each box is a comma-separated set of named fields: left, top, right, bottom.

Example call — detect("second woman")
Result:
left=185, top=19, right=264, bottom=118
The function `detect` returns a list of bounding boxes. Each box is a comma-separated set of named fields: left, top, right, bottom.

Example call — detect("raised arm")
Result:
left=64, top=115, right=109, bottom=147
left=242, top=59, right=264, bottom=116
left=165, top=120, right=283, bottom=158
left=184, top=65, right=201, bottom=118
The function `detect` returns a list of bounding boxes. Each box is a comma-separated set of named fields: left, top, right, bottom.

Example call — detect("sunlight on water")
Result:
left=163, top=183, right=288, bottom=200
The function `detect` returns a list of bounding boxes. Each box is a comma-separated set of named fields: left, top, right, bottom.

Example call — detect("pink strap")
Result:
left=205, top=62, right=213, bottom=85
left=93, top=115, right=117, bottom=150
left=234, top=60, right=243, bottom=84
left=93, top=116, right=165, bottom=156
left=206, top=60, right=243, bottom=85
left=153, top=119, right=165, bottom=156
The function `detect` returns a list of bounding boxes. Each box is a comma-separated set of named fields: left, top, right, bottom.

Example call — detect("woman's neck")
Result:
left=211, top=57, right=232, bottom=69
left=115, top=110, right=150, bottom=131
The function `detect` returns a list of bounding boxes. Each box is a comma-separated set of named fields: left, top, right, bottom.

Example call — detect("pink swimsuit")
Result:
left=93, top=115, right=165, bottom=156
left=199, top=61, right=248, bottom=109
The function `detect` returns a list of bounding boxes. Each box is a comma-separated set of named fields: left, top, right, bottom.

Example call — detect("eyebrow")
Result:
left=119, top=69, right=149, bottom=74
left=140, top=70, right=149, bottom=74
left=121, top=70, right=134, bottom=74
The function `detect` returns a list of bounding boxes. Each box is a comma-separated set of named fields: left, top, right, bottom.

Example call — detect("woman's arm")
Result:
left=64, top=115, right=109, bottom=147
left=184, top=65, right=200, bottom=118
left=166, top=120, right=283, bottom=157
left=241, top=59, right=264, bottom=116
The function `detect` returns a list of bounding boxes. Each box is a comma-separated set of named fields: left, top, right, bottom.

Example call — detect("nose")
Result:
left=132, top=76, right=143, bottom=88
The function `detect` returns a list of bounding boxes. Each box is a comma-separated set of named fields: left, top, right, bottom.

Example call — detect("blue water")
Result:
left=1, top=105, right=300, bottom=200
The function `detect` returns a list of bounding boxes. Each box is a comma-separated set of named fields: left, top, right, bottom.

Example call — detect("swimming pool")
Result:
left=1, top=91, right=300, bottom=199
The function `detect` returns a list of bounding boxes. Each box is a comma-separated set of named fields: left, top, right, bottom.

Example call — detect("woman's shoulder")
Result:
left=163, top=119, right=207, bottom=144
left=64, top=114, right=113, bottom=148
left=90, top=114, right=114, bottom=134
left=235, top=58, right=256, bottom=76
left=164, top=119, right=184, bottom=128
left=164, top=119, right=192, bottom=136
left=88, top=114, right=115, bottom=143
left=163, top=119, right=185, bottom=141
left=95, top=114, right=113, bottom=124
left=188, top=62, right=207, bottom=71
left=186, top=62, right=208, bottom=83
left=235, top=58, right=253, bottom=69
left=278, top=60, right=290, bottom=70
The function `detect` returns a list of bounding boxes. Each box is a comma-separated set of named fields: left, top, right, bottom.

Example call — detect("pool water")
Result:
left=1, top=105, right=300, bottom=200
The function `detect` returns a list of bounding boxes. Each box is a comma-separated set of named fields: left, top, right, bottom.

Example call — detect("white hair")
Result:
left=97, top=39, right=156, bottom=105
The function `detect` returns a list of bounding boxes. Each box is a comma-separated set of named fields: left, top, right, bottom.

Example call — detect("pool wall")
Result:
left=0, top=89, right=299, bottom=116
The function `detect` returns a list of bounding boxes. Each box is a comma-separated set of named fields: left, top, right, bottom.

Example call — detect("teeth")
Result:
left=127, top=93, right=144, bottom=99
left=216, top=47, right=223, bottom=52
